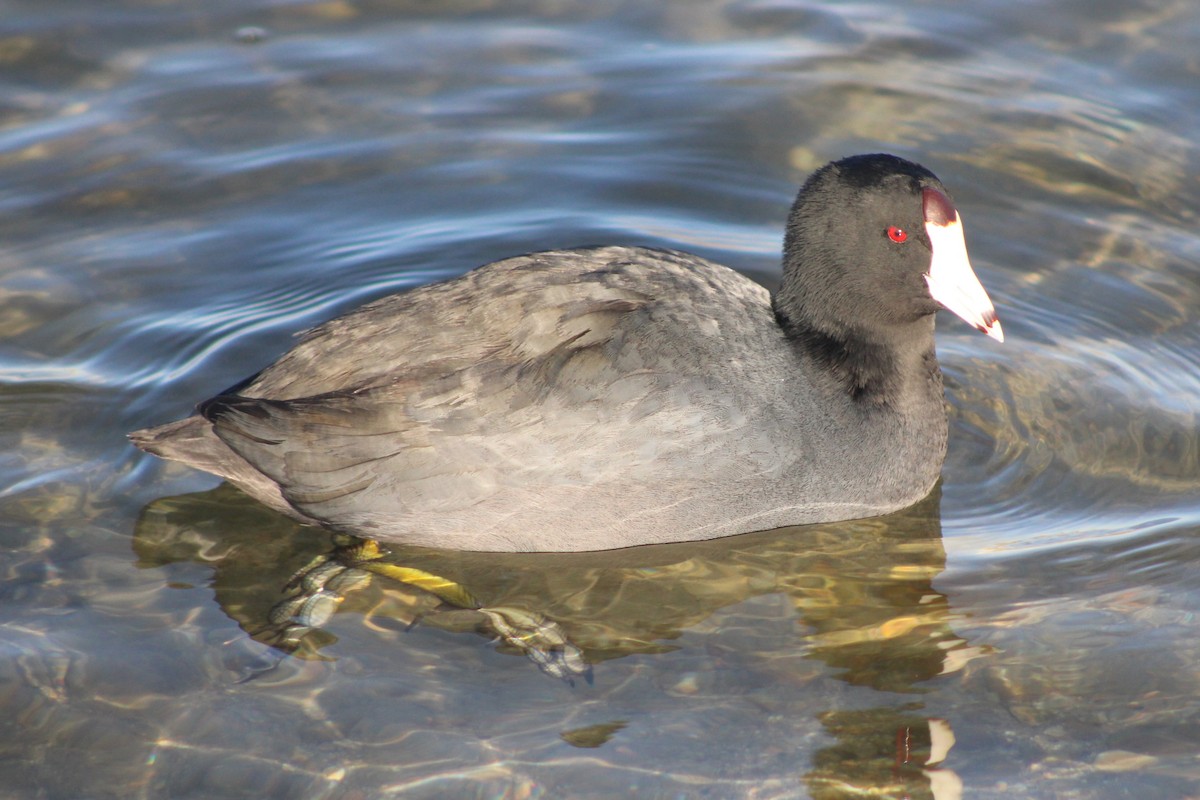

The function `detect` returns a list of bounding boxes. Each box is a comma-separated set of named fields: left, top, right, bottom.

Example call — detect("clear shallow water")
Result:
left=2, top=1, right=1199, bottom=798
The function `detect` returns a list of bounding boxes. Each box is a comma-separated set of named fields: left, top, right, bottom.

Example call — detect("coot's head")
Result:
left=776, top=153, right=1003, bottom=344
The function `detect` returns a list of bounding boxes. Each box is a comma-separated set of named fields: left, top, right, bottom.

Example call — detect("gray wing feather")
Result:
left=190, top=247, right=788, bottom=541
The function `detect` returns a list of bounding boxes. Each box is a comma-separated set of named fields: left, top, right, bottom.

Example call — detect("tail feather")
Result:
left=129, top=415, right=313, bottom=523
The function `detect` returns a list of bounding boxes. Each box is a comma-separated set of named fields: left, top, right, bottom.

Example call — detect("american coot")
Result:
left=131, top=154, right=1003, bottom=552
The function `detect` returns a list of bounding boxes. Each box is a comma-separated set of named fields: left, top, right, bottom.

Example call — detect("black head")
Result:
left=776, top=154, right=950, bottom=339
left=773, top=153, right=1001, bottom=397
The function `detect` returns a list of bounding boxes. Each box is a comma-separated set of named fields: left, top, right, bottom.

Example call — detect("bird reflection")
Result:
left=133, top=483, right=977, bottom=799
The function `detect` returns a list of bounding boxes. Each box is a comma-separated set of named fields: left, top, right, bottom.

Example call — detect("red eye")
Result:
left=887, top=226, right=908, bottom=243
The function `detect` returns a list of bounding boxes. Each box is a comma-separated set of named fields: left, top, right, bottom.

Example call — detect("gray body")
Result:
left=131, top=246, right=946, bottom=551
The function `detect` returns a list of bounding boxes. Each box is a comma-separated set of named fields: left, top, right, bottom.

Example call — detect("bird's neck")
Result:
left=773, top=305, right=940, bottom=407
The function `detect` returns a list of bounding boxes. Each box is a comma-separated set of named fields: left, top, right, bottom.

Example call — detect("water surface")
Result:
left=2, top=1, right=1199, bottom=798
